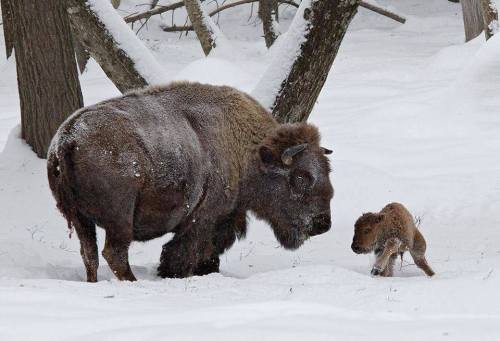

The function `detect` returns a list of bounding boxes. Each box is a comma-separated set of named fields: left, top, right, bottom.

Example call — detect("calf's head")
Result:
left=251, top=123, right=334, bottom=250
left=351, top=213, right=383, bottom=254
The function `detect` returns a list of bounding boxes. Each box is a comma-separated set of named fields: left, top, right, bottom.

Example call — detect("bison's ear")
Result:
left=322, top=147, right=333, bottom=155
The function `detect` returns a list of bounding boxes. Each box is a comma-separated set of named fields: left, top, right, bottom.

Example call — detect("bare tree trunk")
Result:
left=259, top=0, right=279, bottom=48
left=253, top=0, right=359, bottom=123
left=73, top=37, right=90, bottom=74
left=0, top=0, right=14, bottom=58
left=480, top=0, right=499, bottom=40
left=461, top=0, right=484, bottom=41
left=67, top=0, right=166, bottom=92
left=184, top=0, right=220, bottom=55
left=4, top=0, right=83, bottom=158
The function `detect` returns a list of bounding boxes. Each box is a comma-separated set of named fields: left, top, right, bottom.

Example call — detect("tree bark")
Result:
left=184, top=0, right=220, bottom=55
left=0, top=0, right=14, bottom=58
left=461, top=0, right=484, bottom=41
left=259, top=0, right=279, bottom=47
left=67, top=0, right=160, bottom=92
left=5, top=0, right=83, bottom=158
left=253, top=0, right=360, bottom=123
left=480, top=0, right=498, bottom=40
left=73, top=37, right=91, bottom=74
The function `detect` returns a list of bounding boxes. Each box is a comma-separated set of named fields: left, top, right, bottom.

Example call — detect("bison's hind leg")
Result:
left=102, top=220, right=137, bottom=281
left=73, top=212, right=99, bottom=282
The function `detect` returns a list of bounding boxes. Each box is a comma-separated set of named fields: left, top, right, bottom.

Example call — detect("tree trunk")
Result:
left=73, top=37, right=90, bottom=74
left=184, top=0, right=220, bottom=55
left=461, top=0, right=484, bottom=41
left=259, top=0, right=280, bottom=48
left=0, top=0, right=14, bottom=58
left=480, top=0, right=499, bottom=40
left=5, top=0, right=83, bottom=158
left=253, top=0, right=359, bottom=123
left=67, top=0, right=167, bottom=92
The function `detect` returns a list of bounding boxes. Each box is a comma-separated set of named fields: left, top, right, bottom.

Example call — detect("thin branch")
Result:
left=136, top=0, right=405, bottom=33
left=161, top=0, right=296, bottom=32
left=124, top=2, right=185, bottom=23
left=127, top=0, right=298, bottom=24
left=360, top=1, right=406, bottom=24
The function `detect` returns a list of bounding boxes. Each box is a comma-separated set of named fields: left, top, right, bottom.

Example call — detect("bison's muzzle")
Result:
left=309, top=212, right=331, bottom=237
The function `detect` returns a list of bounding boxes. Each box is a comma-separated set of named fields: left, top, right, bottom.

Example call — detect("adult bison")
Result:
left=47, top=82, right=333, bottom=282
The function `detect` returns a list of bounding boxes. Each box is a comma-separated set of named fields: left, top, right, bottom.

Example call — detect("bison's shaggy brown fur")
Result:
left=47, top=81, right=334, bottom=282
left=351, top=202, right=434, bottom=277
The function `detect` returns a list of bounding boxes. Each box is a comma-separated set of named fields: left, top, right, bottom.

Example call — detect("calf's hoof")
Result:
left=371, top=266, right=383, bottom=276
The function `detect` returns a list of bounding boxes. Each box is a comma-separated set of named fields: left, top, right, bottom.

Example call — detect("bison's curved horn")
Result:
left=322, top=147, right=333, bottom=155
left=281, top=143, right=307, bottom=165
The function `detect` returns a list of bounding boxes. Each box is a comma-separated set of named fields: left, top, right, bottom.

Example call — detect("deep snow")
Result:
left=1, top=0, right=500, bottom=340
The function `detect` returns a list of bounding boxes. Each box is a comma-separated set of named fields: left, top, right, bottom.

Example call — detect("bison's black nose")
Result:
left=309, top=214, right=331, bottom=236
left=351, top=244, right=362, bottom=254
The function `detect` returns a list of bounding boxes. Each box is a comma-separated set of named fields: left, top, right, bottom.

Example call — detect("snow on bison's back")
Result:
left=47, top=81, right=334, bottom=282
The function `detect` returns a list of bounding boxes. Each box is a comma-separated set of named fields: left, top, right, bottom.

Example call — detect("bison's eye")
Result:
left=363, top=229, right=371, bottom=235
left=290, top=170, right=313, bottom=193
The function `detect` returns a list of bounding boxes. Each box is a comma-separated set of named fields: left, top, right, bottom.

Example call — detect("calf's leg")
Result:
left=410, top=229, right=435, bottom=277
left=371, top=238, right=402, bottom=276
left=381, top=253, right=397, bottom=277
left=73, top=212, right=99, bottom=282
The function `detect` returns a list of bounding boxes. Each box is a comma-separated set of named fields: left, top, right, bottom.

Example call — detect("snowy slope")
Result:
left=1, top=0, right=500, bottom=340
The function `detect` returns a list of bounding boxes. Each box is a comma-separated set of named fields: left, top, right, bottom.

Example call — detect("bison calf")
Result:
left=351, top=202, right=434, bottom=277
left=47, top=82, right=334, bottom=282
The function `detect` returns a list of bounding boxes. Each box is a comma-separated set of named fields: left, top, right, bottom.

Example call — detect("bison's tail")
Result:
left=47, top=133, right=78, bottom=231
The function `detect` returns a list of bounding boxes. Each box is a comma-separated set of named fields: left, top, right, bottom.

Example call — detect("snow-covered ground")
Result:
left=1, top=0, right=500, bottom=339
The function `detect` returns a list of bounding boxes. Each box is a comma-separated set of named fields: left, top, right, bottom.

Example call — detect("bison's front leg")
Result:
left=193, top=209, right=246, bottom=276
left=157, top=229, right=203, bottom=278
left=158, top=210, right=246, bottom=278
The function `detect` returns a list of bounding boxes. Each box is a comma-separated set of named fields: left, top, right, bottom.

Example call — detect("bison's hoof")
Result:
left=157, top=265, right=192, bottom=279
left=193, top=257, right=220, bottom=276
left=371, top=266, right=383, bottom=276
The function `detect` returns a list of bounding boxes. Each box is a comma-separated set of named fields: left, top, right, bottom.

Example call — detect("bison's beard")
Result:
left=272, top=223, right=310, bottom=250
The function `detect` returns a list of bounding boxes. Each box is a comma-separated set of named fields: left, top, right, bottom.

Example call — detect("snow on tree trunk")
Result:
left=252, top=0, right=359, bottom=123
left=461, top=0, right=484, bottom=42
left=184, top=0, right=226, bottom=56
left=480, top=0, right=499, bottom=40
left=5, top=0, right=83, bottom=158
left=259, top=0, right=280, bottom=48
left=67, top=0, right=167, bottom=93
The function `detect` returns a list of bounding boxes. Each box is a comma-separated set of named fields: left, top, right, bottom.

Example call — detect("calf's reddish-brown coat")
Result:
left=351, top=202, right=434, bottom=277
